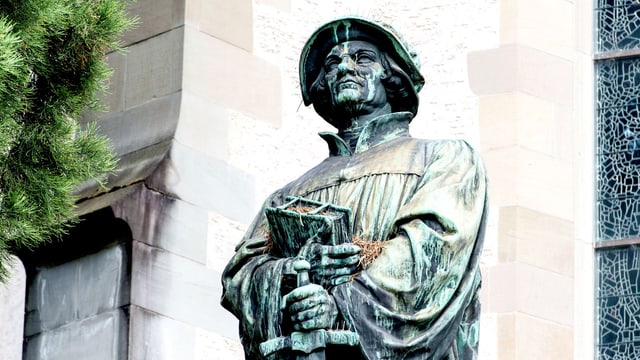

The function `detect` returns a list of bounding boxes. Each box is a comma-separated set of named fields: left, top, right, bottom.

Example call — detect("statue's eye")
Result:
left=356, top=53, right=375, bottom=66
left=324, top=57, right=339, bottom=71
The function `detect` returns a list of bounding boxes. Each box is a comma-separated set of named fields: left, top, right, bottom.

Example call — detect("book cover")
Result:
left=265, top=196, right=352, bottom=258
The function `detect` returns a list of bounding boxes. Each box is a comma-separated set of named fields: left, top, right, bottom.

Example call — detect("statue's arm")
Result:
left=220, top=193, right=349, bottom=355
left=220, top=195, right=296, bottom=356
left=365, top=139, right=487, bottom=309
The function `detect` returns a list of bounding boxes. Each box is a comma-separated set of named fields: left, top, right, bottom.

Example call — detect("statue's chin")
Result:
left=333, top=92, right=364, bottom=115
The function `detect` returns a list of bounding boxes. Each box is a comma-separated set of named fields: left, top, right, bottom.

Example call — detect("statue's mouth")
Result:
left=337, top=77, right=361, bottom=90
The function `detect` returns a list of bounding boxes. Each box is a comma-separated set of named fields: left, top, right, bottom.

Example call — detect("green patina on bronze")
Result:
left=221, top=16, right=487, bottom=360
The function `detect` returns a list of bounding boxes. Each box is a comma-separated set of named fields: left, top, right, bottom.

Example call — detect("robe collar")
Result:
left=318, top=111, right=414, bottom=156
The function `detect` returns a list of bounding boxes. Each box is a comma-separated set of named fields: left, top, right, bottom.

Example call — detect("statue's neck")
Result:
left=338, top=104, right=392, bottom=151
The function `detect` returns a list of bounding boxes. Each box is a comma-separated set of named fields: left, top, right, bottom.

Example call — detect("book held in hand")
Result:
left=265, top=196, right=352, bottom=258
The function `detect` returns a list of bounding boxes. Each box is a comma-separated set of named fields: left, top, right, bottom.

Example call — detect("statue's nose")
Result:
left=337, top=56, right=356, bottom=73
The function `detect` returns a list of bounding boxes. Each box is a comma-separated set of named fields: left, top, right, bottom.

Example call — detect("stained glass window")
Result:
left=596, top=0, right=640, bottom=53
left=596, top=2, right=640, bottom=359
left=596, top=246, right=640, bottom=359
left=596, top=58, right=640, bottom=241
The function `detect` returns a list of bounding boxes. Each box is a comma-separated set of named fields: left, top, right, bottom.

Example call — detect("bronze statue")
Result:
left=221, top=16, right=488, bottom=360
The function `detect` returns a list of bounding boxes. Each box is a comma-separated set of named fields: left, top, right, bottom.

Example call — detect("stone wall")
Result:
left=0, top=257, right=26, bottom=360
left=468, top=0, right=579, bottom=358
left=1, top=0, right=594, bottom=358
left=21, top=210, right=133, bottom=360
left=203, top=0, right=500, bottom=358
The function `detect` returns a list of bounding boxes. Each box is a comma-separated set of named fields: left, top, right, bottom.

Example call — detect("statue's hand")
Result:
left=300, top=242, right=360, bottom=287
left=283, top=283, right=338, bottom=331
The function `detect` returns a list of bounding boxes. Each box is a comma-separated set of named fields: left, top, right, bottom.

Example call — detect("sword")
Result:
left=259, top=260, right=359, bottom=359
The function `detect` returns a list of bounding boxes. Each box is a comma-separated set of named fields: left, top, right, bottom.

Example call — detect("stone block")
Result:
left=183, top=28, right=282, bottom=126
left=121, top=0, right=186, bottom=46
left=468, top=45, right=573, bottom=106
left=107, top=140, right=172, bottom=189
left=98, top=92, right=180, bottom=157
left=25, top=243, right=130, bottom=336
left=130, top=242, right=239, bottom=339
left=497, top=206, right=573, bottom=276
left=575, top=1, right=593, bottom=56
left=76, top=89, right=179, bottom=198
left=554, top=104, right=573, bottom=162
left=484, top=262, right=573, bottom=326
left=129, top=306, right=197, bottom=360
left=478, top=314, right=497, bottom=360
left=75, top=183, right=142, bottom=216
left=193, top=326, right=244, bottom=359
left=125, top=27, right=184, bottom=109
left=514, top=313, right=572, bottom=360
left=148, top=141, right=257, bottom=224
left=112, top=186, right=209, bottom=264
left=95, top=51, right=126, bottom=115
left=495, top=313, right=516, bottom=360
left=481, top=146, right=573, bottom=220
left=573, top=241, right=594, bottom=360
left=207, top=212, right=248, bottom=274
left=515, top=94, right=561, bottom=157
left=0, top=256, right=26, bottom=360
left=516, top=45, right=573, bottom=107
left=174, top=92, right=229, bottom=161
left=257, top=0, right=291, bottom=12
left=192, top=0, right=253, bottom=51
left=486, top=313, right=574, bottom=359
left=129, top=305, right=243, bottom=360
left=74, top=139, right=171, bottom=200
left=500, top=0, right=574, bottom=60
left=468, top=45, right=518, bottom=96
left=131, top=242, right=238, bottom=338
left=24, top=309, right=129, bottom=360
left=478, top=94, right=518, bottom=151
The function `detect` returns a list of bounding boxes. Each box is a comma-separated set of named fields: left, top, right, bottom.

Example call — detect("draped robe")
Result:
left=221, top=112, right=488, bottom=359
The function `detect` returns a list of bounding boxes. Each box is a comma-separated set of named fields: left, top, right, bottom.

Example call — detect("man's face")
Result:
left=323, top=40, right=387, bottom=114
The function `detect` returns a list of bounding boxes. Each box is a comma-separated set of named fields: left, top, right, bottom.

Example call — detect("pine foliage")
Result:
left=0, top=0, right=135, bottom=281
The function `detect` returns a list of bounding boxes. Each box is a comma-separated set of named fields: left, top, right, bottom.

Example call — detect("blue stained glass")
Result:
left=597, top=246, right=640, bottom=359
left=595, top=2, right=640, bottom=359
left=596, top=3, right=640, bottom=53
left=596, top=57, right=640, bottom=242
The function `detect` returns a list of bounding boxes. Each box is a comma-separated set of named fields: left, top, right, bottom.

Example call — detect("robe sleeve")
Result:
left=333, top=139, right=488, bottom=359
left=220, top=193, right=297, bottom=359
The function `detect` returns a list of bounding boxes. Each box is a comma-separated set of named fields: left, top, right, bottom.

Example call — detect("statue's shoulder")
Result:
left=410, top=137, right=477, bottom=153
left=401, top=137, right=476, bottom=153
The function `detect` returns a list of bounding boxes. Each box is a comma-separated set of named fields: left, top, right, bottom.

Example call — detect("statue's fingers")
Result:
left=292, top=312, right=327, bottom=331
left=328, top=275, right=353, bottom=286
left=327, top=243, right=361, bottom=257
left=329, top=264, right=358, bottom=277
left=291, top=304, right=326, bottom=324
left=283, top=284, right=324, bottom=305
left=321, top=254, right=359, bottom=269
left=287, top=297, right=315, bottom=314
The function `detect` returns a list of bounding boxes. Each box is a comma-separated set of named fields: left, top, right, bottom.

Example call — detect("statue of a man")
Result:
left=222, top=17, right=487, bottom=360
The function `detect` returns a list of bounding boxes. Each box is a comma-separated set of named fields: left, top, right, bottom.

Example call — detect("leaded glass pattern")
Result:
left=596, top=0, right=640, bottom=53
left=596, top=57, right=640, bottom=241
left=597, top=246, right=640, bottom=359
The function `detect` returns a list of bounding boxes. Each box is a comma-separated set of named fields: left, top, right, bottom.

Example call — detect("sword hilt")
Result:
left=294, top=259, right=311, bottom=287
left=259, top=259, right=359, bottom=358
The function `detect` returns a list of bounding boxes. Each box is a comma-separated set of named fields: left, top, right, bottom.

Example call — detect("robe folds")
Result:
left=221, top=111, right=488, bottom=359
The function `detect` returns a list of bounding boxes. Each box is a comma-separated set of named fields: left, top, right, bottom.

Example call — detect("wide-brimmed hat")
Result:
left=299, top=16, right=425, bottom=116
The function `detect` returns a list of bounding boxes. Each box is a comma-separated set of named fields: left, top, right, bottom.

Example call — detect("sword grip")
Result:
left=293, top=259, right=311, bottom=287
